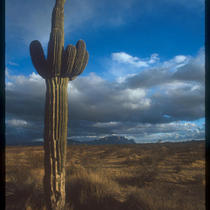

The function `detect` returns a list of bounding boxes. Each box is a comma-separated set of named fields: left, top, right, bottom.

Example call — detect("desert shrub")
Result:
left=7, top=165, right=32, bottom=185
left=134, top=182, right=205, bottom=210
left=66, top=167, right=122, bottom=210
left=6, top=171, right=38, bottom=210
left=192, top=174, right=204, bottom=185
left=122, top=192, right=151, bottom=210
left=139, top=156, right=155, bottom=166
left=24, top=188, right=46, bottom=210
left=6, top=185, right=46, bottom=210
left=6, top=142, right=205, bottom=210
left=6, top=162, right=45, bottom=210
left=173, top=165, right=182, bottom=173
left=26, top=151, right=44, bottom=169
left=116, top=168, right=157, bottom=188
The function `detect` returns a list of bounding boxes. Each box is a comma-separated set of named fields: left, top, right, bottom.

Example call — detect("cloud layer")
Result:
left=6, top=0, right=204, bottom=46
left=6, top=49, right=205, bottom=143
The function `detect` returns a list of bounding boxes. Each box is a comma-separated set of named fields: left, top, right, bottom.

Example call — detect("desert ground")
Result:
left=6, top=140, right=205, bottom=210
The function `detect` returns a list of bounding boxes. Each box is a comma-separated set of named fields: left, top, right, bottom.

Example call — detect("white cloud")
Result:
left=116, top=73, right=137, bottom=83
left=174, top=55, right=187, bottom=63
left=162, top=55, right=190, bottom=71
left=148, top=53, right=160, bottom=64
left=8, top=61, right=19, bottom=66
left=7, top=119, right=29, bottom=127
left=119, top=88, right=151, bottom=110
left=112, top=52, right=151, bottom=68
left=125, top=88, right=146, bottom=100
left=6, top=72, right=45, bottom=97
left=109, top=52, right=160, bottom=80
left=6, top=82, right=13, bottom=87
left=93, top=121, right=120, bottom=128
left=28, top=72, right=44, bottom=82
left=108, top=50, right=203, bottom=85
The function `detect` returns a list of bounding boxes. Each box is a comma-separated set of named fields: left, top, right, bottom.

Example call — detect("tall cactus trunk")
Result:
left=43, top=77, right=69, bottom=210
left=30, top=0, right=89, bottom=209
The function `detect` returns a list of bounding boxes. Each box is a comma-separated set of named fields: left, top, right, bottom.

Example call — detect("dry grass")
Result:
left=6, top=141, right=205, bottom=210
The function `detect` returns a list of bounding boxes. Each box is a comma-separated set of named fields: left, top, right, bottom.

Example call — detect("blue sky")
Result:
left=6, top=0, right=205, bottom=144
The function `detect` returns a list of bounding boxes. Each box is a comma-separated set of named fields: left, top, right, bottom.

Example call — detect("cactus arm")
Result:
left=69, top=51, right=89, bottom=80
left=77, top=50, right=89, bottom=75
left=30, top=40, right=48, bottom=78
left=71, top=40, right=86, bottom=75
left=62, top=44, right=76, bottom=77
left=69, top=40, right=89, bottom=80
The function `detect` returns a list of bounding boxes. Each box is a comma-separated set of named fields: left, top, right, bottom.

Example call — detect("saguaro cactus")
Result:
left=29, top=0, right=89, bottom=209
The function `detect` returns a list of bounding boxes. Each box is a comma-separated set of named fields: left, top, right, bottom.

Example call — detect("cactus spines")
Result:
left=29, top=0, right=89, bottom=209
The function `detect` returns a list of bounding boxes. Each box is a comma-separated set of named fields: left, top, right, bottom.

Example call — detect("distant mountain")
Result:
left=6, top=136, right=135, bottom=146
left=6, top=140, right=43, bottom=146
left=68, top=136, right=136, bottom=145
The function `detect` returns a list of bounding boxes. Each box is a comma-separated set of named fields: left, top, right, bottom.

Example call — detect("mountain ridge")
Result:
left=68, top=135, right=136, bottom=145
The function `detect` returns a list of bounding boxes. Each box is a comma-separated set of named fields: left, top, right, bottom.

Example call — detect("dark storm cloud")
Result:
left=68, top=73, right=151, bottom=122
left=173, top=60, right=204, bottom=83
left=124, top=50, right=204, bottom=89
left=6, top=50, right=205, bottom=142
left=67, top=50, right=204, bottom=124
left=123, top=67, right=171, bottom=89
left=6, top=118, right=44, bottom=144
left=6, top=72, right=46, bottom=122
left=90, top=121, right=204, bottom=142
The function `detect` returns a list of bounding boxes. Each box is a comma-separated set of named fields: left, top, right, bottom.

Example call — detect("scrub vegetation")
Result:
left=6, top=140, right=205, bottom=210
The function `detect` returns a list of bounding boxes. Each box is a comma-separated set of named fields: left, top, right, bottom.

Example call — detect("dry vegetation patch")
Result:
left=6, top=141, right=205, bottom=210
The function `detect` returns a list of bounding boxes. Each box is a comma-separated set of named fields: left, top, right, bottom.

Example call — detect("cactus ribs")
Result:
left=29, top=0, right=89, bottom=209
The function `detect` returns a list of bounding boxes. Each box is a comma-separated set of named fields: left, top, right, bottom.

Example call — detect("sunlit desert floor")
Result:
left=6, top=140, right=205, bottom=210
